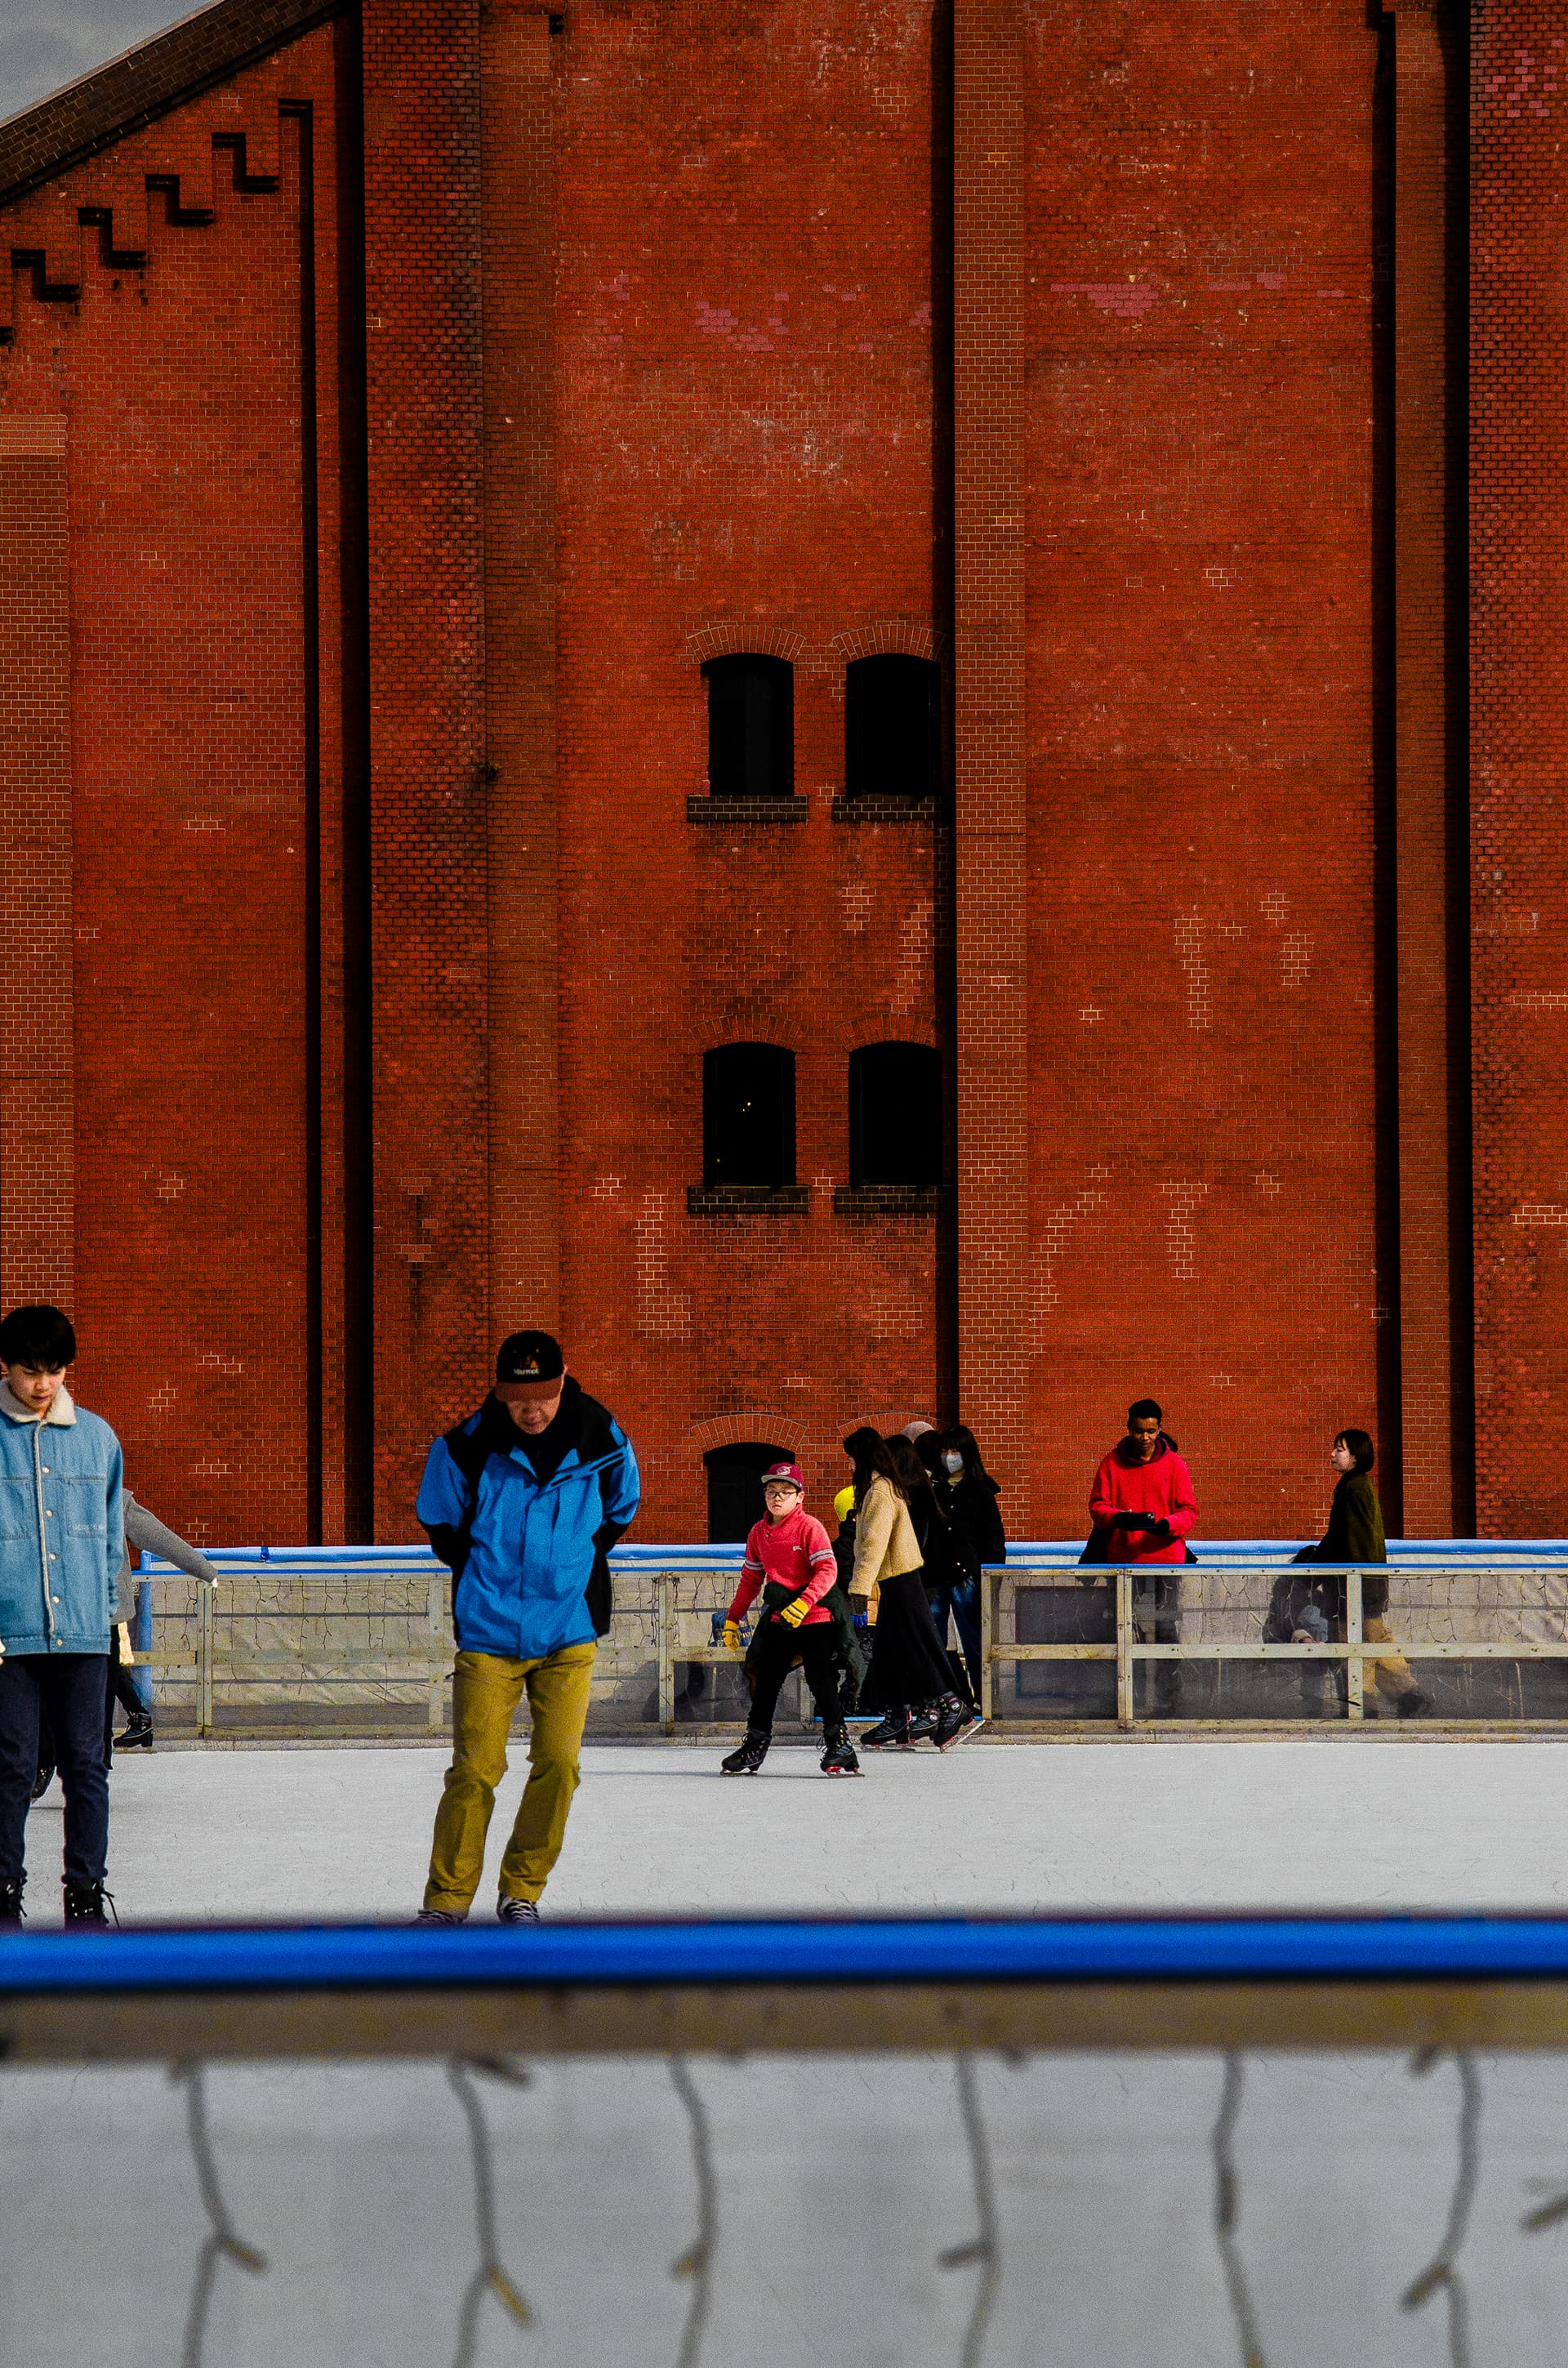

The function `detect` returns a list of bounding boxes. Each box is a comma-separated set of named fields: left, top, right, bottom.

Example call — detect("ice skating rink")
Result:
left=31, top=1730, right=1568, bottom=1922
left=10, top=1737, right=1568, bottom=2368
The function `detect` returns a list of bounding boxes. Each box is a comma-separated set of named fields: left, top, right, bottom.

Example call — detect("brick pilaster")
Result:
left=363, top=0, right=488, bottom=1532
left=952, top=1, right=1029, bottom=1513
left=1470, top=0, right=1568, bottom=1534
left=0, top=416, right=73, bottom=1311
left=482, top=0, right=559, bottom=1337
left=1393, top=0, right=1472, bottom=1532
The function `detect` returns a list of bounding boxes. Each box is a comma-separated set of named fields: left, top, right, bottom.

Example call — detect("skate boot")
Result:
left=62, top=1880, right=115, bottom=1929
left=934, top=1695, right=978, bottom=1751
left=116, top=1712, right=154, bottom=1751
left=497, top=1897, right=540, bottom=1924
left=30, top=1764, right=53, bottom=1802
left=906, top=1701, right=940, bottom=1747
left=859, top=1707, right=915, bottom=1750
left=720, top=1730, right=770, bottom=1776
left=0, top=1875, right=23, bottom=1925
left=819, top=1726, right=862, bottom=1777
left=414, top=1906, right=466, bottom=1927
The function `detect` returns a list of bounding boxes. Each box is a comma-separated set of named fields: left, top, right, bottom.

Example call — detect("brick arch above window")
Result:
left=688, top=1409, right=799, bottom=1455
left=840, top=1012, right=939, bottom=1054
left=826, top=619, right=948, bottom=694
left=684, top=620, right=807, bottom=669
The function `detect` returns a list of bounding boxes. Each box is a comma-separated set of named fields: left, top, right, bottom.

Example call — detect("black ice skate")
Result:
left=859, top=1708, right=915, bottom=1750
left=116, top=1712, right=154, bottom=1751
left=720, top=1731, right=770, bottom=1776
left=819, top=1727, right=862, bottom=1777
left=934, top=1697, right=979, bottom=1751
left=30, top=1763, right=53, bottom=1802
left=906, top=1701, right=940, bottom=1746
left=0, top=1875, right=24, bottom=1925
left=63, top=1880, right=115, bottom=1929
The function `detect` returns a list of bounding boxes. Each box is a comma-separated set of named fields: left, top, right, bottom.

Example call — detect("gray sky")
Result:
left=0, top=0, right=197, bottom=125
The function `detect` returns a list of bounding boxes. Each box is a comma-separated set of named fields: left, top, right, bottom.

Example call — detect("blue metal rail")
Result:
left=8, top=1913, right=1568, bottom=1996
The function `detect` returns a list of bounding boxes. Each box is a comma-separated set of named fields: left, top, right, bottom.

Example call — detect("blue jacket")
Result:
left=416, top=1383, right=640, bottom=1662
left=0, top=1384, right=125, bottom=1656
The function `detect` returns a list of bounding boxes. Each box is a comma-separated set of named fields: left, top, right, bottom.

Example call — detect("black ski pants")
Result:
left=747, top=1619, right=844, bottom=1737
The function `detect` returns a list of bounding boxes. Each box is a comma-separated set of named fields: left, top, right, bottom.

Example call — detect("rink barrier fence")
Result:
left=10, top=1914, right=1568, bottom=2060
left=128, top=1540, right=1568, bottom=1737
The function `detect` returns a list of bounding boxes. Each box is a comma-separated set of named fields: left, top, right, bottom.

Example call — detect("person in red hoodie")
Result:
left=718, top=1465, right=861, bottom=1777
left=1088, top=1400, right=1198, bottom=1714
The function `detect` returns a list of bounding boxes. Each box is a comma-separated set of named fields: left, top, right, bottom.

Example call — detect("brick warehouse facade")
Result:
left=0, top=0, right=1549, bottom=1545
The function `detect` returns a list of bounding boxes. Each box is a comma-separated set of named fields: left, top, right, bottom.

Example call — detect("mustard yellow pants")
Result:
left=424, top=1641, right=596, bottom=1915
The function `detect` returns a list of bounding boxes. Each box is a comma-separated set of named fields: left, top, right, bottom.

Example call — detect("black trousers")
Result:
left=0, top=1654, right=110, bottom=1886
left=747, top=1619, right=844, bottom=1736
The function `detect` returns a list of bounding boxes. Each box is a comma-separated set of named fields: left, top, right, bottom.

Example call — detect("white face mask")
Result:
left=942, top=1452, right=964, bottom=1476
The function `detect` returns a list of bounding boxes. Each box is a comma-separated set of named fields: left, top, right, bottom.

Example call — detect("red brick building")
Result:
left=0, top=0, right=1547, bottom=1545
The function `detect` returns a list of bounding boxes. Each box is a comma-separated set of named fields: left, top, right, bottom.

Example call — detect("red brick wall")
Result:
left=0, top=31, right=352, bottom=1546
left=10, top=0, right=1561, bottom=1548
left=1470, top=1, right=1568, bottom=1536
left=550, top=1, right=953, bottom=1536
left=1020, top=1, right=1390, bottom=1541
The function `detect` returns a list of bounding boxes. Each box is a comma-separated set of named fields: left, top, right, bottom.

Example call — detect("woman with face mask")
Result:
left=929, top=1425, right=1006, bottom=1706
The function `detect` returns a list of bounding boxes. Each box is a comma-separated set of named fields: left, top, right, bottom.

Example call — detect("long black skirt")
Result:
left=862, top=1570, right=963, bottom=1713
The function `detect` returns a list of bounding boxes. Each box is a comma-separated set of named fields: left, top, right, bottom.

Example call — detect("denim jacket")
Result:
left=0, top=1383, right=125, bottom=1656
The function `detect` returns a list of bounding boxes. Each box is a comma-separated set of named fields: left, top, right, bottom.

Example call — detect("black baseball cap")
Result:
left=495, top=1330, right=566, bottom=1402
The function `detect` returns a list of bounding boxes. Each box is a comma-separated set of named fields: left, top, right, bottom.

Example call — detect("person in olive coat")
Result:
left=1296, top=1428, right=1428, bottom=1719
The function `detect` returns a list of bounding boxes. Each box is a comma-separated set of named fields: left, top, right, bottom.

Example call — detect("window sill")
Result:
left=831, top=794, right=945, bottom=823
left=687, top=796, right=809, bottom=824
left=687, top=1185, right=811, bottom=1216
left=832, top=1186, right=953, bottom=1216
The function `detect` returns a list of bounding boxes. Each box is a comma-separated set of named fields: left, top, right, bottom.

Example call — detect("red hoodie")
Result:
left=1089, top=1434, right=1197, bottom=1565
left=727, top=1505, right=838, bottom=1627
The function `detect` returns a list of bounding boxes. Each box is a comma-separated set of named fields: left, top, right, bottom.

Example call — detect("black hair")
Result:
left=940, top=1424, right=992, bottom=1487
left=842, top=1425, right=906, bottom=1502
left=912, top=1428, right=945, bottom=1479
left=1128, top=1398, right=1163, bottom=1427
left=885, top=1432, right=947, bottom=1523
left=0, top=1304, right=76, bottom=1370
left=1335, top=1427, right=1375, bottom=1474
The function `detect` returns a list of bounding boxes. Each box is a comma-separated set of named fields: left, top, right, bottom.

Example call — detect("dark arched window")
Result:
left=703, top=653, right=794, bottom=798
left=844, top=653, right=941, bottom=800
left=703, top=1044, right=795, bottom=1188
left=704, top=1441, right=797, bottom=1543
left=849, top=1042, right=942, bottom=1190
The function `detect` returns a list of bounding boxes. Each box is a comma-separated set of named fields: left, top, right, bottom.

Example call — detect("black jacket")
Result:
left=942, top=1472, right=1005, bottom=1574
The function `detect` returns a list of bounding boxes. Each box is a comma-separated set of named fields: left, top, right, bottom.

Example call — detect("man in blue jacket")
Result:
left=415, top=1331, right=640, bottom=1925
left=0, top=1302, right=125, bottom=1927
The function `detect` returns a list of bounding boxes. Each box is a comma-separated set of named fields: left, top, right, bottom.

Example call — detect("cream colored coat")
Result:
left=847, top=1474, right=923, bottom=1622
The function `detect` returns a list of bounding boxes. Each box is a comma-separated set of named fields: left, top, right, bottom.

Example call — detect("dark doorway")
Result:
left=706, top=1441, right=796, bottom=1543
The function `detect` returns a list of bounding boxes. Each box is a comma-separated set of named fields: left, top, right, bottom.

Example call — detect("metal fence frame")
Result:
left=134, top=1541, right=1568, bottom=1737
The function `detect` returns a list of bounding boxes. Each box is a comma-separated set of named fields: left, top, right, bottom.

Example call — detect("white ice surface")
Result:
left=22, top=1731, right=1568, bottom=1923
left=8, top=1739, right=1568, bottom=2368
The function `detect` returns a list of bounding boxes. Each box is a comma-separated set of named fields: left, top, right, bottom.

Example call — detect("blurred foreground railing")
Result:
left=133, top=1541, right=1568, bottom=1738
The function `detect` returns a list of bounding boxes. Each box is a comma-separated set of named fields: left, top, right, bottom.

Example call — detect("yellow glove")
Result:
left=722, top=1619, right=743, bottom=1652
left=777, top=1594, right=810, bottom=1629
